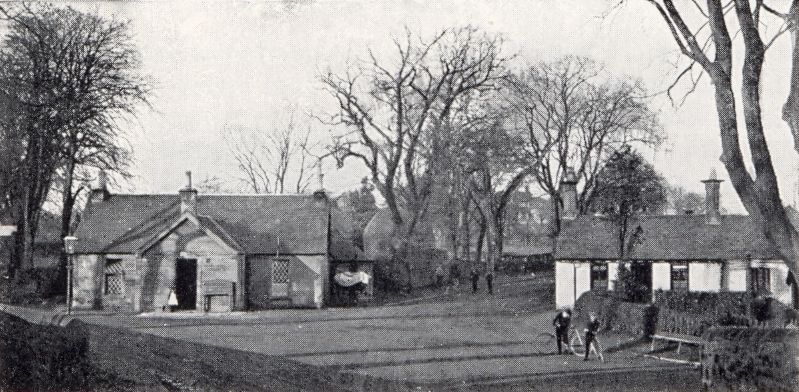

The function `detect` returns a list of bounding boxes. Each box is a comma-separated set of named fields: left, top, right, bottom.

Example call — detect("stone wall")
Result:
left=247, top=254, right=327, bottom=309
left=74, top=218, right=244, bottom=313
left=72, top=254, right=100, bottom=309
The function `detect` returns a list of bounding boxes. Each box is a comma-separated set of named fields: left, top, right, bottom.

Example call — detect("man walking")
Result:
left=552, top=309, right=572, bottom=354
left=584, top=312, right=601, bottom=361
left=471, top=266, right=480, bottom=293
left=486, top=271, right=494, bottom=295
left=434, top=264, right=445, bottom=289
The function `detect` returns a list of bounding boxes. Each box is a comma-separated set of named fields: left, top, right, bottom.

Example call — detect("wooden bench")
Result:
left=646, top=308, right=710, bottom=366
left=650, top=331, right=705, bottom=354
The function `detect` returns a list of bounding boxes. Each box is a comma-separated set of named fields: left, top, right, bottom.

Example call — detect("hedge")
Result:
left=574, top=290, right=658, bottom=337
left=0, top=312, right=95, bottom=391
left=654, top=290, right=796, bottom=327
left=702, top=327, right=799, bottom=392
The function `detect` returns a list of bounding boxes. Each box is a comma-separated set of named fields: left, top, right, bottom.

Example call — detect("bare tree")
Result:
left=321, top=26, right=508, bottom=290
left=505, top=56, right=663, bottom=233
left=225, top=108, right=318, bottom=194
left=0, top=4, right=149, bottom=277
left=636, top=0, right=799, bottom=276
left=449, top=96, right=536, bottom=273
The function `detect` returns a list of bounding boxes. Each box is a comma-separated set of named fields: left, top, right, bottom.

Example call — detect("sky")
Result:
left=64, top=0, right=797, bottom=213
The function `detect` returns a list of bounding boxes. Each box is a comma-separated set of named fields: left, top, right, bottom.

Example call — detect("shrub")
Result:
left=7, top=267, right=62, bottom=305
left=614, top=263, right=649, bottom=303
left=0, top=312, right=93, bottom=391
left=702, top=327, right=799, bottom=392
left=654, top=290, right=794, bottom=327
left=373, top=247, right=448, bottom=293
left=575, top=290, right=657, bottom=336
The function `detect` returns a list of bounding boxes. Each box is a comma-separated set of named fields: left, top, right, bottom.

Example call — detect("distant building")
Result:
left=501, top=189, right=555, bottom=270
left=554, top=170, right=797, bottom=309
left=71, top=172, right=369, bottom=313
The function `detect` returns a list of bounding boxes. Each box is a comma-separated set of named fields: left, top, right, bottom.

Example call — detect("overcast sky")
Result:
left=73, top=0, right=796, bottom=213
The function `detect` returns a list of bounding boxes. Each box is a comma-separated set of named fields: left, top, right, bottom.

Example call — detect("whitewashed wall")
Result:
left=725, top=260, right=748, bottom=292
left=575, top=262, right=591, bottom=302
left=652, top=262, right=671, bottom=292
left=608, top=262, right=618, bottom=291
left=688, top=262, right=722, bottom=292
left=555, top=261, right=575, bottom=309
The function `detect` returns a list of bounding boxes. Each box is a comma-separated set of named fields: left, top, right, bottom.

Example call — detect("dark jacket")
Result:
left=553, top=312, right=571, bottom=331
left=585, top=319, right=600, bottom=336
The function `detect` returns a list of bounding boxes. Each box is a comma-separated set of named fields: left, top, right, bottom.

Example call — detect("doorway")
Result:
left=630, top=262, right=652, bottom=303
left=175, top=258, right=197, bottom=310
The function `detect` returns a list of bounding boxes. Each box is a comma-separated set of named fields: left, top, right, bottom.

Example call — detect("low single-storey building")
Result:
left=554, top=169, right=797, bottom=309
left=70, top=172, right=370, bottom=313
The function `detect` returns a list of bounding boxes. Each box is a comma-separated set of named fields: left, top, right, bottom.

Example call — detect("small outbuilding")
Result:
left=70, top=172, right=370, bottom=313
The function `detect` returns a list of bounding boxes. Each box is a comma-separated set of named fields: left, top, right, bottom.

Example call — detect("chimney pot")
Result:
left=96, top=170, right=107, bottom=190
left=559, top=167, right=578, bottom=220
left=89, top=170, right=110, bottom=203
left=185, top=171, right=192, bottom=189
left=179, top=170, right=197, bottom=215
left=701, top=169, right=723, bottom=225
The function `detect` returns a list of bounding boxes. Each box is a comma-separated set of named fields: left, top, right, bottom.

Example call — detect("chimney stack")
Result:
left=701, top=169, right=723, bottom=225
left=559, top=167, right=578, bottom=220
left=89, top=170, right=110, bottom=203
left=179, top=170, right=197, bottom=215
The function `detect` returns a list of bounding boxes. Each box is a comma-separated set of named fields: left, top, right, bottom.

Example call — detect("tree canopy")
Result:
left=589, top=147, right=667, bottom=258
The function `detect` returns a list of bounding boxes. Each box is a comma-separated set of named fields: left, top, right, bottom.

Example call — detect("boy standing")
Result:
left=584, top=312, right=601, bottom=361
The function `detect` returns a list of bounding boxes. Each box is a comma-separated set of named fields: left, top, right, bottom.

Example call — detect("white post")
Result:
left=63, top=236, right=78, bottom=315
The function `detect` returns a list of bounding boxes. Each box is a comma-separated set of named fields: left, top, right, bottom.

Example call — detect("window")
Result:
left=272, top=259, right=290, bottom=284
left=591, top=262, right=608, bottom=290
left=271, top=259, right=290, bottom=297
left=751, top=267, right=771, bottom=294
left=104, top=259, right=124, bottom=295
left=671, top=263, right=688, bottom=291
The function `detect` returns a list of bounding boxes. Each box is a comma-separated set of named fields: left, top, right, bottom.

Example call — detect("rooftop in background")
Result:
left=555, top=214, right=781, bottom=261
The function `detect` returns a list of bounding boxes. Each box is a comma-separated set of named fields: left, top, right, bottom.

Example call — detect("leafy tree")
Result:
left=666, top=185, right=705, bottom=215
left=589, top=147, right=667, bottom=258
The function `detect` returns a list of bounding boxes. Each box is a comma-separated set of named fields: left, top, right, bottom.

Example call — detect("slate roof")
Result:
left=74, top=193, right=365, bottom=260
left=555, top=214, right=782, bottom=261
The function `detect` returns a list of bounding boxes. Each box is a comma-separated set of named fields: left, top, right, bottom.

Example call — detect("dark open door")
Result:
left=630, top=261, right=652, bottom=302
left=175, top=258, right=197, bottom=310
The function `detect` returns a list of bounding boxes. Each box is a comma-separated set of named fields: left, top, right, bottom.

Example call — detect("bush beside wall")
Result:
left=702, top=327, right=799, bottom=392
left=373, top=247, right=448, bottom=292
left=574, top=291, right=658, bottom=336
left=655, top=290, right=795, bottom=327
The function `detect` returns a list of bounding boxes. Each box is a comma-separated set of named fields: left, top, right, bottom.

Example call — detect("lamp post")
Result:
left=63, top=236, right=77, bottom=315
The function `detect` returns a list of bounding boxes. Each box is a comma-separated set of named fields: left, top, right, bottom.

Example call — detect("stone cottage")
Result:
left=554, top=170, right=797, bottom=309
left=70, top=172, right=370, bottom=313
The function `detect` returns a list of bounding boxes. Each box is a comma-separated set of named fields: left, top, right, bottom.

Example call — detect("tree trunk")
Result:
left=786, top=6, right=799, bottom=154
left=475, top=217, right=487, bottom=265
left=56, top=161, right=77, bottom=294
